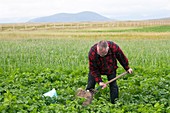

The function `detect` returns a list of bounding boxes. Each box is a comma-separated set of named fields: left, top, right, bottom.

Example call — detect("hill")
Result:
left=28, top=11, right=112, bottom=23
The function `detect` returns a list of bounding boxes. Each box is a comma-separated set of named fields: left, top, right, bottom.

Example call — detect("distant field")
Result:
left=90, top=25, right=170, bottom=32
left=0, top=21, right=170, bottom=112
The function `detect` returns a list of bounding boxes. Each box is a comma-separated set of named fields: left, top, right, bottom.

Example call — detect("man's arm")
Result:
left=115, top=45, right=130, bottom=71
left=88, top=50, right=102, bottom=83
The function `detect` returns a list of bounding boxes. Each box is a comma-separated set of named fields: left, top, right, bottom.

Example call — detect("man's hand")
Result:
left=127, top=68, right=133, bottom=74
left=99, top=82, right=107, bottom=89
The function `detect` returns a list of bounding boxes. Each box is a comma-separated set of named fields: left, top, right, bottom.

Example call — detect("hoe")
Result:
left=77, top=71, right=128, bottom=106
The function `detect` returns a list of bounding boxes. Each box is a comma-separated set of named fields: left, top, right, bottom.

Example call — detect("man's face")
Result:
left=97, top=46, right=109, bottom=57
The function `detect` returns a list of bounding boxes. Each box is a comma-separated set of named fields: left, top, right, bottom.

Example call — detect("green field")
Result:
left=0, top=23, right=170, bottom=112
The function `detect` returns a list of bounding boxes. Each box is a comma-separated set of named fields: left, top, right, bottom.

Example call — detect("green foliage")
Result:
left=0, top=25, right=170, bottom=112
left=131, top=25, right=170, bottom=32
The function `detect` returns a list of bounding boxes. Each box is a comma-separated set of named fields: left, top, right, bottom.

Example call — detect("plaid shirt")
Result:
left=88, top=41, right=129, bottom=83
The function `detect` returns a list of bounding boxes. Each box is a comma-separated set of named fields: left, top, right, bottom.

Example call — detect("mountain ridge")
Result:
left=28, top=11, right=112, bottom=23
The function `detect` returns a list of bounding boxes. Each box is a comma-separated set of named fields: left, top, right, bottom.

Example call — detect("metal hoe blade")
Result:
left=76, top=88, right=94, bottom=106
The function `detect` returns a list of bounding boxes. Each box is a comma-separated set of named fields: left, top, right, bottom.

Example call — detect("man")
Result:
left=86, top=40, right=133, bottom=104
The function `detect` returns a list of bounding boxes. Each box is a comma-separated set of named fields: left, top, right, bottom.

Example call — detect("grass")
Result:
left=0, top=36, right=169, bottom=73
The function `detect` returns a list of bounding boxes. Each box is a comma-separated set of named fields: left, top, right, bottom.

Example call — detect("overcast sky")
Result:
left=0, top=0, right=170, bottom=23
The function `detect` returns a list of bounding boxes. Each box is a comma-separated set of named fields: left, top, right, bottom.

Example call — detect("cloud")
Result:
left=0, top=0, right=170, bottom=20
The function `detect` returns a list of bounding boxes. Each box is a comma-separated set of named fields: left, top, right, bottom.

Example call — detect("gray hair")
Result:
left=98, top=40, right=108, bottom=50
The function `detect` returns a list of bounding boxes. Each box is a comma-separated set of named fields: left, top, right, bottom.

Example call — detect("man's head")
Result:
left=97, top=40, right=109, bottom=57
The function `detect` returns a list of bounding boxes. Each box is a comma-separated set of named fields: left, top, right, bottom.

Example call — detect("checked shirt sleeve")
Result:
left=88, top=49, right=102, bottom=83
left=115, top=44, right=130, bottom=71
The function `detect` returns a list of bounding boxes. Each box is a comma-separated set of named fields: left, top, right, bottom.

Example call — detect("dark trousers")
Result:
left=86, top=71, right=118, bottom=104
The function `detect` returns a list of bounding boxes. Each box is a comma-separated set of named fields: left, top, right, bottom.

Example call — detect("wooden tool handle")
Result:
left=96, top=71, right=128, bottom=91
left=105, top=71, right=128, bottom=85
